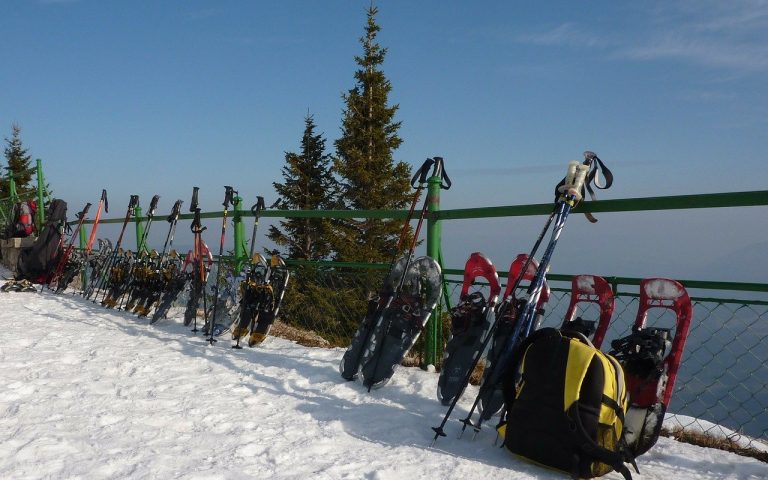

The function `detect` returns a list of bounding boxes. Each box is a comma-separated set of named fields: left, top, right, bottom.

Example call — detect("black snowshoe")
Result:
left=437, top=252, right=501, bottom=406
left=339, top=257, right=409, bottom=381
left=358, top=256, right=442, bottom=390
left=248, top=254, right=290, bottom=346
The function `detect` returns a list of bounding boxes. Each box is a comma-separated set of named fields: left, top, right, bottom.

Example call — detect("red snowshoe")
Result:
left=560, top=274, right=615, bottom=347
left=609, top=278, right=693, bottom=456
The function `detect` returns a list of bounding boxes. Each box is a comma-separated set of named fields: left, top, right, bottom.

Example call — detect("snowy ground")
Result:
left=0, top=279, right=766, bottom=479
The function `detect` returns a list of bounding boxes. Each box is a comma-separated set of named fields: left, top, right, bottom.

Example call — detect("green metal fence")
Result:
left=75, top=188, right=768, bottom=449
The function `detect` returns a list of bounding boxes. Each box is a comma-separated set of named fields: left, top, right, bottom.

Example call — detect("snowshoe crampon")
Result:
left=609, top=277, right=692, bottom=457
left=437, top=252, right=501, bottom=406
left=358, top=256, right=442, bottom=390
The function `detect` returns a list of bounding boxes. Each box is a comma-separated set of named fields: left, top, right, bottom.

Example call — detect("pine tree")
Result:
left=332, top=5, right=412, bottom=263
left=268, top=114, right=338, bottom=260
left=1, top=124, right=34, bottom=199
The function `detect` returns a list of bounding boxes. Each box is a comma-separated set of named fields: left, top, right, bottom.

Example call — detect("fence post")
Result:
left=36, top=159, right=45, bottom=229
left=424, top=173, right=443, bottom=368
left=134, top=204, right=144, bottom=253
left=233, top=195, right=245, bottom=271
left=8, top=170, right=18, bottom=202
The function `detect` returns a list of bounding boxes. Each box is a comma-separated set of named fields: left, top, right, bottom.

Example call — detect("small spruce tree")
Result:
left=332, top=5, right=412, bottom=264
left=268, top=114, right=338, bottom=260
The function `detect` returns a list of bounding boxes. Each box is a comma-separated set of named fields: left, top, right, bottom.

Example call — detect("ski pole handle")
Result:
left=129, top=195, right=140, bottom=214
left=101, top=189, right=109, bottom=214
left=565, top=161, right=579, bottom=185
left=431, top=157, right=452, bottom=190
left=572, top=164, right=589, bottom=197
left=147, top=194, right=160, bottom=218
left=190, top=187, right=200, bottom=213
left=223, top=186, right=236, bottom=209
left=77, top=203, right=92, bottom=220
left=167, top=199, right=183, bottom=222
left=190, top=208, right=206, bottom=233
left=411, top=158, right=435, bottom=188
left=251, top=196, right=266, bottom=216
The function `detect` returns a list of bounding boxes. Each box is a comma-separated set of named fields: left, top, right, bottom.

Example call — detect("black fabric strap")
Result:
left=569, top=402, right=634, bottom=480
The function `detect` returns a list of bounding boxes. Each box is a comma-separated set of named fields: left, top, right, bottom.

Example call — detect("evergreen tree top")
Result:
left=1, top=123, right=34, bottom=198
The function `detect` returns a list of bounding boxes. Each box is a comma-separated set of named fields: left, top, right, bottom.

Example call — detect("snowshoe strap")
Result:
left=569, top=402, right=636, bottom=480
left=582, top=151, right=613, bottom=223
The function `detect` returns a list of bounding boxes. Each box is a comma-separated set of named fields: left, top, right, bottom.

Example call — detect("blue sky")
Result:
left=1, top=1, right=766, bottom=282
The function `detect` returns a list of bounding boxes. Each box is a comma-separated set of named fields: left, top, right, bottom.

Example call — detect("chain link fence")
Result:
left=277, top=262, right=768, bottom=451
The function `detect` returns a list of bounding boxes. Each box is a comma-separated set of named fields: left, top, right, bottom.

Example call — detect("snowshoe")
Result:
left=437, top=253, right=501, bottom=406
left=149, top=273, right=188, bottom=324
left=560, top=274, right=615, bottom=348
left=248, top=255, right=290, bottom=346
left=1, top=279, right=38, bottom=293
left=339, top=256, right=409, bottom=381
left=609, top=278, right=692, bottom=457
left=232, top=254, right=269, bottom=347
left=478, top=254, right=550, bottom=421
left=358, top=256, right=442, bottom=390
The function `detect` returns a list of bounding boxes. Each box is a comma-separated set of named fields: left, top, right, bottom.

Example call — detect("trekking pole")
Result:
left=361, top=158, right=451, bottom=391
left=87, top=195, right=139, bottom=301
left=86, top=190, right=109, bottom=253
left=432, top=153, right=607, bottom=445
left=338, top=158, right=435, bottom=381
left=118, top=194, right=160, bottom=310
left=455, top=159, right=592, bottom=438
left=158, top=199, right=184, bottom=265
left=189, top=187, right=208, bottom=333
left=207, top=186, right=236, bottom=345
left=48, top=202, right=91, bottom=290
left=76, top=190, right=107, bottom=294
left=248, top=196, right=266, bottom=258
left=137, top=195, right=160, bottom=255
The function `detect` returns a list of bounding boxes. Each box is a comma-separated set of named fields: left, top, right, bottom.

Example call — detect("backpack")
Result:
left=16, top=199, right=68, bottom=283
left=497, top=327, right=636, bottom=480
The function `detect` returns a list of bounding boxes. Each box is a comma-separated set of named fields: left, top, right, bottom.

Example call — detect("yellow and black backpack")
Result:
left=497, top=327, right=636, bottom=480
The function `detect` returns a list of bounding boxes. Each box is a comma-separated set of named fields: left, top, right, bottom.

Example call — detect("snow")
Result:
left=576, top=275, right=598, bottom=294
left=643, top=279, right=685, bottom=300
left=1, top=278, right=766, bottom=479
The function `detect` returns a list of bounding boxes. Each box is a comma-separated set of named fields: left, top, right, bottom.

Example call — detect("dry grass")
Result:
left=662, top=427, right=768, bottom=463
left=270, top=320, right=332, bottom=348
